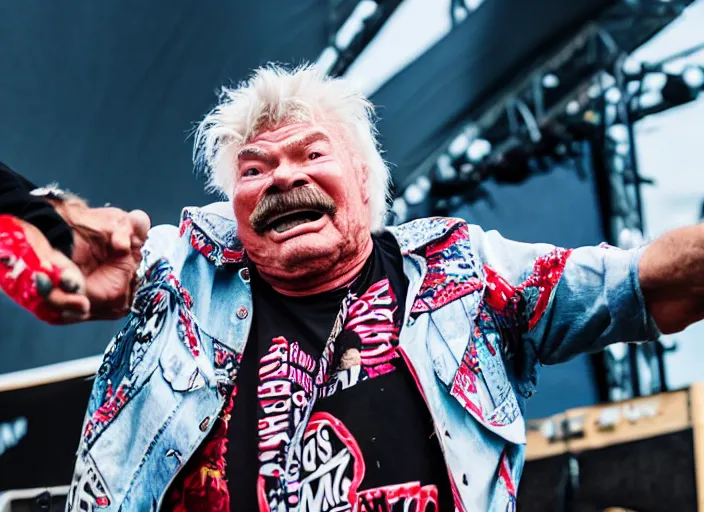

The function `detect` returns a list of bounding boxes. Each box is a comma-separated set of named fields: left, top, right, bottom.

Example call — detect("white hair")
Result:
left=193, top=64, right=391, bottom=233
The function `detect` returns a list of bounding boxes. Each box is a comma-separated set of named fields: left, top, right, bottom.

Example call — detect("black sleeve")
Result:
left=0, top=161, right=74, bottom=257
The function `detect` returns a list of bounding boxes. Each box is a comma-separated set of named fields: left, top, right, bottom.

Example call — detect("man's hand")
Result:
left=639, top=223, right=704, bottom=334
left=0, top=215, right=89, bottom=323
left=52, top=200, right=151, bottom=320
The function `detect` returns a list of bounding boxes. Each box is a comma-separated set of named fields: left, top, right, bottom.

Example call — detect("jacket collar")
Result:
left=179, top=202, right=245, bottom=267
left=386, top=217, right=466, bottom=256
left=179, top=202, right=464, bottom=265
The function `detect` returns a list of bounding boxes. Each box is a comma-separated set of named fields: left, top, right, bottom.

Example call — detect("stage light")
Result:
left=542, top=73, right=560, bottom=88
left=416, top=175, right=432, bottom=193
left=683, top=65, right=704, bottom=89
left=607, top=124, right=629, bottom=143
left=467, top=138, right=492, bottom=162
left=449, top=195, right=464, bottom=208
left=391, top=197, right=408, bottom=224
left=627, top=81, right=641, bottom=94
left=403, top=184, right=425, bottom=205
left=587, top=83, right=602, bottom=99
left=357, top=0, right=378, bottom=18
left=453, top=6, right=469, bottom=22
left=642, top=72, right=668, bottom=91
left=459, top=162, right=475, bottom=176
left=435, top=154, right=458, bottom=182
left=604, top=87, right=622, bottom=104
left=437, top=154, right=451, bottom=168
left=448, top=133, right=470, bottom=157
left=566, top=100, right=581, bottom=115
left=605, top=104, right=618, bottom=125
left=583, top=110, right=600, bottom=124
left=615, top=142, right=630, bottom=157
left=622, top=58, right=642, bottom=77
left=639, top=90, right=664, bottom=110
left=600, top=74, right=616, bottom=90
left=465, top=0, right=482, bottom=9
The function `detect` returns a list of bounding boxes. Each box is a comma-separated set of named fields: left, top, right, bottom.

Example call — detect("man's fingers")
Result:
left=111, top=220, right=132, bottom=253
left=59, top=267, right=85, bottom=294
left=40, top=248, right=89, bottom=318
left=128, top=210, right=151, bottom=247
left=46, top=248, right=86, bottom=295
left=110, top=210, right=150, bottom=254
left=45, top=288, right=90, bottom=319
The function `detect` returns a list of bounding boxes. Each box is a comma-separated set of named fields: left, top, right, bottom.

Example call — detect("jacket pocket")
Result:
left=84, top=305, right=169, bottom=447
left=83, top=262, right=212, bottom=446
left=159, top=308, right=216, bottom=393
left=428, top=295, right=526, bottom=445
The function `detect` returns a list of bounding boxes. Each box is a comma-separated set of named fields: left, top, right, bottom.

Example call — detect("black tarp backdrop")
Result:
left=0, top=0, right=338, bottom=373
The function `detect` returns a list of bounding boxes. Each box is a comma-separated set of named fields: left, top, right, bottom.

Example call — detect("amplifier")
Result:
left=0, top=486, right=67, bottom=512
left=518, top=384, right=704, bottom=512
left=0, top=357, right=99, bottom=492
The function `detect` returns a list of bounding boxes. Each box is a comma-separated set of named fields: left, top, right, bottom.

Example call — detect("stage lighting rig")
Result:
left=316, top=0, right=403, bottom=77
left=630, top=64, right=704, bottom=120
left=396, top=0, right=694, bottom=224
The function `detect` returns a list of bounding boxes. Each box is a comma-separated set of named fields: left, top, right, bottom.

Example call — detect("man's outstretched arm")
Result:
left=640, top=223, right=704, bottom=334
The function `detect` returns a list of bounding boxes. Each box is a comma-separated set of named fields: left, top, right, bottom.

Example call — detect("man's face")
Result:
left=232, top=120, right=371, bottom=280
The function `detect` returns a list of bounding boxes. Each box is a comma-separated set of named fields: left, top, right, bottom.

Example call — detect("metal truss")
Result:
left=317, top=0, right=403, bottom=78
left=397, top=0, right=693, bottom=210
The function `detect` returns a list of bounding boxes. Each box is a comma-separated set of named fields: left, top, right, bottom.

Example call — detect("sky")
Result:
left=347, top=0, right=704, bottom=392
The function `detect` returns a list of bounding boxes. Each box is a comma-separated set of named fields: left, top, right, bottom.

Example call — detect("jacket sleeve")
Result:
left=465, top=224, right=660, bottom=366
left=0, top=160, right=74, bottom=257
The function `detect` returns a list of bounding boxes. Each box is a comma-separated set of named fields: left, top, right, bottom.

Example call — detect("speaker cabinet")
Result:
left=519, top=384, right=704, bottom=512
left=0, top=486, right=67, bottom=512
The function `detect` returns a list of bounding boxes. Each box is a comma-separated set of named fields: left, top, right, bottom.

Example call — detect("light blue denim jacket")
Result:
left=66, top=202, right=659, bottom=512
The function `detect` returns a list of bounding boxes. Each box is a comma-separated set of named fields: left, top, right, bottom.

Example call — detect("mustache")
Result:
left=249, top=186, right=337, bottom=233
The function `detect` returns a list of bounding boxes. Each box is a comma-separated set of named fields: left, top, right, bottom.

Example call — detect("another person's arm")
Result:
left=0, top=160, right=73, bottom=256
left=0, top=161, right=150, bottom=323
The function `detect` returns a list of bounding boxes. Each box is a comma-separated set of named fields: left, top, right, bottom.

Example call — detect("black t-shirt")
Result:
left=226, top=233, right=453, bottom=512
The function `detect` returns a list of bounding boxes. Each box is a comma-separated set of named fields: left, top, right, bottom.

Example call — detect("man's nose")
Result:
left=267, top=163, right=309, bottom=194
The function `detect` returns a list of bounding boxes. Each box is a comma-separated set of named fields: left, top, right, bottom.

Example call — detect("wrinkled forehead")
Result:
left=240, top=117, right=356, bottom=158
left=248, top=122, right=325, bottom=145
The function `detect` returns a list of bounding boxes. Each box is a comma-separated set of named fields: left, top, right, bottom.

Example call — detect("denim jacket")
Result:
left=66, top=202, right=658, bottom=512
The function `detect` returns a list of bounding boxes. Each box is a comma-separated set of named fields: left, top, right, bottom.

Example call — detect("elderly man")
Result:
left=2, top=65, right=703, bottom=512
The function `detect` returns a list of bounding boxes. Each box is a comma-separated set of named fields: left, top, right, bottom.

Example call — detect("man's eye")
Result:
left=308, top=152, right=322, bottom=160
left=243, top=168, right=260, bottom=177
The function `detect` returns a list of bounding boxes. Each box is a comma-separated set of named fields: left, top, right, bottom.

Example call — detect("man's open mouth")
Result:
left=263, top=209, right=326, bottom=233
